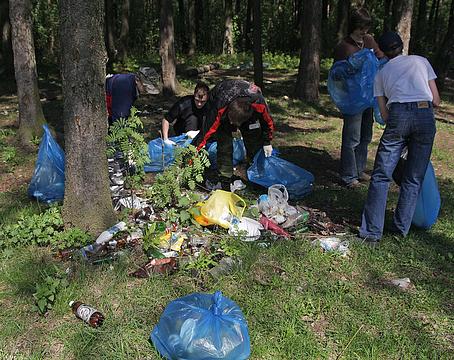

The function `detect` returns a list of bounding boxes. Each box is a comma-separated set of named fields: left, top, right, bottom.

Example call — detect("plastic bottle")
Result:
left=95, top=221, right=127, bottom=245
left=69, top=301, right=105, bottom=328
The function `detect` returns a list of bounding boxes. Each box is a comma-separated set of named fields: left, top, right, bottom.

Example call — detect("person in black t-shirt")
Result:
left=161, top=82, right=210, bottom=144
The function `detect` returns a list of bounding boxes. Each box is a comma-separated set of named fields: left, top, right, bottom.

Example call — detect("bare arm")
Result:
left=377, top=96, right=389, bottom=123
left=429, top=79, right=441, bottom=107
left=161, top=118, right=170, bottom=140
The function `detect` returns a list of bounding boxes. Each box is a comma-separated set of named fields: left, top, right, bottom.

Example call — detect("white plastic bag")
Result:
left=228, top=217, right=264, bottom=241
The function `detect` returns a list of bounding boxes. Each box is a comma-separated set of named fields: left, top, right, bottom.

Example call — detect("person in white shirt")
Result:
left=358, top=31, right=441, bottom=246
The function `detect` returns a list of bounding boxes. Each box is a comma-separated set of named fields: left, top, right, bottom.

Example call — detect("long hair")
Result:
left=348, top=8, right=372, bottom=34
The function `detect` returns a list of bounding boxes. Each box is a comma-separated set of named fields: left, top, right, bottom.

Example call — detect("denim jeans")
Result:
left=340, top=108, right=373, bottom=185
left=359, top=102, right=436, bottom=240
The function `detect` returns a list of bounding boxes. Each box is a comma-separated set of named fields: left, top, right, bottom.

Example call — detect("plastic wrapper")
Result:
left=144, top=134, right=192, bottom=173
left=328, top=49, right=385, bottom=124
left=151, top=291, right=250, bottom=360
left=28, top=125, right=65, bottom=203
left=247, top=150, right=314, bottom=200
left=200, top=190, right=246, bottom=229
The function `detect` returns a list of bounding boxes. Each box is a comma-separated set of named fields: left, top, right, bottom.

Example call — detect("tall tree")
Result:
left=411, top=0, right=428, bottom=53
left=223, top=0, right=234, bottom=54
left=105, top=0, right=116, bottom=72
left=1, top=0, right=13, bottom=76
left=177, top=0, right=188, bottom=53
left=384, top=0, right=392, bottom=31
left=9, top=0, right=46, bottom=146
left=252, top=0, right=263, bottom=89
left=392, top=0, right=414, bottom=55
left=433, top=0, right=454, bottom=89
left=188, top=0, right=196, bottom=55
left=60, top=0, right=116, bottom=234
left=295, top=0, right=322, bottom=102
left=117, top=0, right=130, bottom=61
left=336, top=0, right=351, bottom=44
left=244, top=0, right=253, bottom=51
left=159, top=0, right=178, bottom=96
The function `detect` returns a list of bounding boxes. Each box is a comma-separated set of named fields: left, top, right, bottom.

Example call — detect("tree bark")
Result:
left=117, top=0, right=130, bottom=61
left=159, top=0, right=178, bottom=96
left=9, top=0, right=46, bottom=146
left=295, top=0, right=322, bottom=102
left=188, top=0, right=196, bottom=55
left=393, top=0, right=414, bottom=55
left=60, top=0, right=116, bottom=234
left=1, top=0, right=13, bottom=76
left=105, top=0, right=116, bottom=72
left=178, top=0, right=188, bottom=53
left=433, top=0, right=454, bottom=90
left=252, top=0, right=263, bottom=89
left=336, top=0, right=351, bottom=44
left=223, top=0, right=234, bottom=54
left=384, top=0, right=392, bottom=31
left=411, top=0, right=427, bottom=53
left=244, top=0, right=253, bottom=51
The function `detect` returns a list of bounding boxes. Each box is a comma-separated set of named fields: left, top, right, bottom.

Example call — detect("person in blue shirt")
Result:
left=105, top=73, right=145, bottom=124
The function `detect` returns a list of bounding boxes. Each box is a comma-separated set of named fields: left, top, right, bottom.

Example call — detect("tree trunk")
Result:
left=252, top=0, right=263, bottom=89
left=159, top=0, right=178, bottom=96
left=433, top=0, right=454, bottom=90
left=295, top=0, right=321, bottom=102
left=60, top=0, right=116, bottom=235
left=1, top=0, right=13, bottom=76
left=384, top=0, right=392, bottom=31
left=188, top=0, right=196, bottom=55
left=178, top=0, right=188, bottom=53
left=244, top=0, right=252, bottom=51
left=393, top=0, right=414, bottom=55
left=117, top=0, right=130, bottom=61
left=223, top=0, right=234, bottom=54
left=105, top=0, right=116, bottom=72
left=336, top=0, right=351, bottom=43
left=9, top=0, right=46, bottom=146
left=411, top=0, right=427, bottom=53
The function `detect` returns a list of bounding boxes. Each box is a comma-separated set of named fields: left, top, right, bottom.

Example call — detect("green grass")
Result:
left=1, top=67, right=453, bottom=359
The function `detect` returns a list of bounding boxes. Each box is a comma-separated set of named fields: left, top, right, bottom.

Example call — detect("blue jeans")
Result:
left=340, top=108, right=373, bottom=184
left=359, top=102, right=436, bottom=240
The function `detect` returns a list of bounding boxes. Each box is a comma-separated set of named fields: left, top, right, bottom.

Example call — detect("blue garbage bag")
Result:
left=412, top=162, right=441, bottom=229
left=247, top=149, right=314, bottom=199
left=28, top=125, right=65, bottom=203
left=328, top=49, right=384, bottom=124
left=207, top=138, right=247, bottom=169
left=151, top=291, right=250, bottom=360
left=144, top=134, right=192, bottom=172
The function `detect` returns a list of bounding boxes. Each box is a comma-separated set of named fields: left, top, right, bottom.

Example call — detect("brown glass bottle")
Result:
left=69, top=301, right=105, bottom=328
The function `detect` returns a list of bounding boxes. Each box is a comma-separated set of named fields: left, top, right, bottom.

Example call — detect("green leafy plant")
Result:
left=184, top=249, right=218, bottom=271
left=106, top=107, right=150, bottom=191
left=147, top=145, right=210, bottom=209
left=33, top=267, right=68, bottom=315
left=142, top=222, right=166, bottom=258
left=52, top=228, right=92, bottom=250
left=219, top=236, right=241, bottom=258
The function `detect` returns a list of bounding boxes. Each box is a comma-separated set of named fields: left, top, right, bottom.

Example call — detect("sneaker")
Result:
left=359, top=172, right=371, bottom=182
left=345, top=179, right=361, bottom=189
left=353, top=235, right=380, bottom=248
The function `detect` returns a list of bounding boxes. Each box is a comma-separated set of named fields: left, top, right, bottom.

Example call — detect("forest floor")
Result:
left=0, top=65, right=453, bottom=359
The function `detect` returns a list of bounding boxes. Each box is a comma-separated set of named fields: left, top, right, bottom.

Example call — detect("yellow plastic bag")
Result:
left=200, top=190, right=246, bottom=229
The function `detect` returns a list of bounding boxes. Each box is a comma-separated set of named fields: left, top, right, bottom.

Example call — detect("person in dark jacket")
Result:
left=105, top=73, right=145, bottom=124
left=161, top=82, right=210, bottom=144
left=192, top=79, right=274, bottom=188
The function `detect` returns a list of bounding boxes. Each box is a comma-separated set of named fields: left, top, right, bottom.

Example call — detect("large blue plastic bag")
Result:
left=144, top=134, right=192, bottom=172
left=328, top=49, right=384, bottom=124
left=412, top=162, right=441, bottom=229
left=247, top=150, right=314, bottom=200
left=207, top=138, right=247, bottom=169
left=28, top=125, right=65, bottom=203
left=151, top=291, right=250, bottom=360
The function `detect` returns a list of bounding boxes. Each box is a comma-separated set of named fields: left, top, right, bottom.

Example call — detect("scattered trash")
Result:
left=230, top=179, right=247, bottom=193
left=69, top=301, right=105, bottom=328
left=95, top=221, right=127, bottom=245
left=151, top=291, right=250, bottom=360
left=259, top=215, right=291, bottom=238
left=208, top=257, right=239, bottom=279
left=228, top=217, right=263, bottom=241
left=116, top=194, right=148, bottom=210
left=302, top=206, right=346, bottom=235
left=313, top=237, right=349, bottom=256
left=130, top=257, right=177, bottom=278
left=200, top=190, right=246, bottom=228
left=388, top=277, right=412, bottom=290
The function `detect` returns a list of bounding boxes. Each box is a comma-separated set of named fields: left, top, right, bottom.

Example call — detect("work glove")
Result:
left=263, top=144, right=273, bottom=157
left=186, top=130, right=200, bottom=139
left=164, top=139, right=176, bottom=146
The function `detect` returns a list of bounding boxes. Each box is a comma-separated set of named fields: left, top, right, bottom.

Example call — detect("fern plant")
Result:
left=147, top=145, right=210, bottom=209
left=106, top=107, right=150, bottom=190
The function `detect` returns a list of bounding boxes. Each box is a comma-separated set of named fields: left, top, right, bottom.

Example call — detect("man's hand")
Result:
left=263, top=145, right=273, bottom=157
left=186, top=130, right=200, bottom=139
left=164, top=139, right=176, bottom=146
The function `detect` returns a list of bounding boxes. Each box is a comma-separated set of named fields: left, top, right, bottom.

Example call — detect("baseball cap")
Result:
left=378, top=31, right=403, bottom=52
